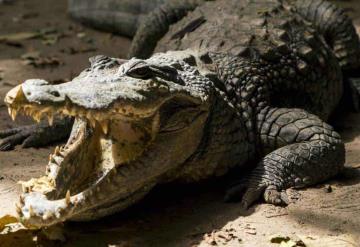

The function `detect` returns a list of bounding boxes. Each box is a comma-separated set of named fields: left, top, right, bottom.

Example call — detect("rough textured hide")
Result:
left=68, top=0, right=166, bottom=37
left=2, top=0, right=359, bottom=227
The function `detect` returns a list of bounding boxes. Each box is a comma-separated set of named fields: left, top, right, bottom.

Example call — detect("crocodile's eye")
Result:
left=127, top=65, right=152, bottom=79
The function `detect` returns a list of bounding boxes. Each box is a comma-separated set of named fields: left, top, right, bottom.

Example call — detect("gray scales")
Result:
left=2, top=0, right=360, bottom=228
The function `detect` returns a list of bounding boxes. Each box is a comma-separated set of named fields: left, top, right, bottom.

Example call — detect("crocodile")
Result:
left=2, top=0, right=360, bottom=228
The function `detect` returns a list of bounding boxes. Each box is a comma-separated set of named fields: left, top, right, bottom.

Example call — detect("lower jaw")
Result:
left=19, top=154, right=158, bottom=228
left=19, top=139, right=157, bottom=226
left=19, top=113, right=163, bottom=226
left=69, top=182, right=156, bottom=221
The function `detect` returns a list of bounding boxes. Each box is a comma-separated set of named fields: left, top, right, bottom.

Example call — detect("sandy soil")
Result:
left=0, top=0, right=359, bottom=246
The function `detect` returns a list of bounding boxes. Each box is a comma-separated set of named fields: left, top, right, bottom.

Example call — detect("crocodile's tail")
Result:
left=295, top=0, right=360, bottom=71
left=68, top=0, right=166, bottom=37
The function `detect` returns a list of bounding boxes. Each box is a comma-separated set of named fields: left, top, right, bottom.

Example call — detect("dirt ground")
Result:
left=0, top=0, right=359, bottom=246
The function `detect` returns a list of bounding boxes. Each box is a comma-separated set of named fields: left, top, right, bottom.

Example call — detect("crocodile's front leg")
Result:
left=225, top=107, right=345, bottom=208
left=0, top=118, right=73, bottom=151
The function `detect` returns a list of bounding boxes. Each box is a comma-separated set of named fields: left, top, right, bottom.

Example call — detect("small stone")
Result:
left=270, top=234, right=290, bottom=243
left=245, top=229, right=257, bottom=235
left=323, top=184, right=332, bottom=193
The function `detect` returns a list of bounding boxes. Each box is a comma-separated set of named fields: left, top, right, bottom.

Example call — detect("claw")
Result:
left=29, top=205, right=35, bottom=217
left=65, top=190, right=71, bottom=205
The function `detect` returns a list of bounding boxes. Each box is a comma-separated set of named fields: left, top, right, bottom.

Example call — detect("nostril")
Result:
left=50, top=91, right=60, bottom=97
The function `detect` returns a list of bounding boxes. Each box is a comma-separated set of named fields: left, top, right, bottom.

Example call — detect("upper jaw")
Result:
left=5, top=78, right=203, bottom=134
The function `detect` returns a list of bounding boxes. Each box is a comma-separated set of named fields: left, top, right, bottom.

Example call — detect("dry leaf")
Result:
left=0, top=32, right=40, bottom=42
left=0, top=215, right=18, bottom=232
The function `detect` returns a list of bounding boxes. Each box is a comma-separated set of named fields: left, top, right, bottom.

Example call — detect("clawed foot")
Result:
left=224, top=180, right=289, bottom=209
left=0, top=124, right=46, bottom=151
left=0, top=118, right=72, bottom=151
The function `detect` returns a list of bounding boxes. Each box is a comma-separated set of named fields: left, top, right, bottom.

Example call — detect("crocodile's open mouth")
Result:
left=6, top=84, right=205, bottom=227
left=4, top=53, right=212, bottom=227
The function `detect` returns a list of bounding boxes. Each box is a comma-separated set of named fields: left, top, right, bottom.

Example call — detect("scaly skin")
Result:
left=2, top=0, right=359, bottom=227
left=68, top=0, right=166, bottom=37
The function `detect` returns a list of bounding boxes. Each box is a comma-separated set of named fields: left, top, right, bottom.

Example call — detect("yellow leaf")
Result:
left=0, top=32, right=40, bottom=42
left=280, top=240, right=297, bottom=247
left=0, top=215, right=18, bottom=232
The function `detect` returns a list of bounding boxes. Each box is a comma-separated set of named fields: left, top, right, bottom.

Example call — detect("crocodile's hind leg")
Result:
left=68, top=0, right=166, bottom=37
left=295, top=0, right=360, bottom=111
left=295, top=0, right=360, bottom=70
left=225, top=107, right=345, bottom=208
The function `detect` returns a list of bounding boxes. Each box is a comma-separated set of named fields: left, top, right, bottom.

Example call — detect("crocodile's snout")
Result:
left=5, top=79, right=66, bottom=106
left=22, top=79, right=66, bottom=104
left=5, top=85, right=27, bottom=106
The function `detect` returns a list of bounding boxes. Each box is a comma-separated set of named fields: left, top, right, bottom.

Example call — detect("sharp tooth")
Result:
left=56, top=208, right=63, bottom=218
left=86, top=111, right=92, bottom=119
left=49, top=154, right=55, bottom=163
left=94, top=112, right=102, bottom=121
left=8, top=107, right=11, bottom=116
left=29, top=205, right=35, bottom=217
left=24, top=107, right=30, bottom=116
left=100, top=121, right=109, bottom=134
left=19, top=195, right=25, bottom=205
left=65, top=190, right=71, bottom=205
left=21, top=184, right=29, bottom=193
left=78, top=109, right=85, bottom=117
left=47, top=114, right=54, bottom=126
left=55, top=146, right=60, bottom=155
left=11, top=108, right=17, bottom=121
left=42, top=211, right=54, bottom=221
left=15, top=203, right=22, bottom=215
left=62, top=108, right=70, bottom=115
left=33, top=112, right=41, bottom=123
left=89, top=118, right=96, bottom=128
left=70, top=108, right=77, bottom=116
